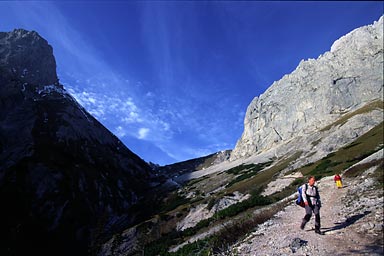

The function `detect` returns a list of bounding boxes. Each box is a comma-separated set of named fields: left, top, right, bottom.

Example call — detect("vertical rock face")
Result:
left=0, top=29, right=152, bottom=255
left=231, top=16, right=383, bottom=161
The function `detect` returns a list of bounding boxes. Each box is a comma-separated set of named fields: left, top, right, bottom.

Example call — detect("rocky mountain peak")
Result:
left=230, top=16, right=383, bottom=161
left=0, top=29, right=154, bottom=255
left=0, top=28, right=58, bottom=86
left=330, top=15, right=383, bottom=53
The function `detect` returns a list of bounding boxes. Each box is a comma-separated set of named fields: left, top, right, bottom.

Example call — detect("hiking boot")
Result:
left=300, top=222, right=305, bottom=230
left=315, top=229, right=324, bottom=235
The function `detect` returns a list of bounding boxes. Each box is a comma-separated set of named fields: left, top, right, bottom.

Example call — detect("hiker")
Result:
left=334, top=173, right=343, bottom=188
left=300, top=176, right=323, bottom=235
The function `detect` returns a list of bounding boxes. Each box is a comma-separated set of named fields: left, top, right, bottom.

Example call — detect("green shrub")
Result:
left=160, top=194, right=190, bottom=212
left=182, top=218, right=212, bottom=237
left=144, top=230, right=181, bottom=256
left=207, top=198, right=216, bottom=211
left=225, top=161, right=274, bottom=188
left=344, top=159, right=383, bottom=178
left=226, top=172, right=257, bottom=188
left=214, top=193, right=272, bottom=220
left=309, top=159, right=342, bottom=178
left=225, top=164, right=255, bottom=175
left=291, top=177, right=305, bottom=186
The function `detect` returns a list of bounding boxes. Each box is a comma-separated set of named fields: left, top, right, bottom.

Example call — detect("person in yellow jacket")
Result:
left=334, top=174, right=342, bottom=188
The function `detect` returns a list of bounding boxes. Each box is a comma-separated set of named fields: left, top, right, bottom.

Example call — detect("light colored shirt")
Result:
left=301, top=183, right=321, bottom=206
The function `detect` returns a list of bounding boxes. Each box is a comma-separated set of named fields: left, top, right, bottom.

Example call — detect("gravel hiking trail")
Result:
left=234, top=175, right=383, bottom=255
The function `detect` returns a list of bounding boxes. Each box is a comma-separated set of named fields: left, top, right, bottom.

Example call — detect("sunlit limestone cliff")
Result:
left=231, top=16, right=383, bottom=161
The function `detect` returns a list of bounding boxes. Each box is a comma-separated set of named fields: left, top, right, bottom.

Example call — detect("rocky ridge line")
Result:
left=231, top=16, right=383, bottom=160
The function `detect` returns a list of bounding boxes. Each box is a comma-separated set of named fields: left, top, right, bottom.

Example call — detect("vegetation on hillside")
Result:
left=105, top=101, right=383, bottom=256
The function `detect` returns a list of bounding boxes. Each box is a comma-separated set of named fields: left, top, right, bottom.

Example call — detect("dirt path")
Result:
left=233, top=175, right=383, bottom=255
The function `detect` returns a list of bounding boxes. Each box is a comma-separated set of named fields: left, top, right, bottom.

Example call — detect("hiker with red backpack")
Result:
left=299, top=176, right=323, bottom=235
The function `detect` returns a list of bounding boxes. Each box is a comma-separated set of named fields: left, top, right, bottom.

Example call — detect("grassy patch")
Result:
left=309, top=159, right=343, bottom=179
left=143, top=230, right=181, bottom=256
left=225, top=161, right=273, bottom=188
left=206, top=198, right=216, bottom=211
left=180, top=171, right=233, bottom=200
left=372, top=162, right=384, bottom=191
left=215, top=191, right=272, bottom=220
left=225, top=152, right=302, bottom=194
left=225, top=164, right=256, bottom=175
left=320, top=100, right=383, bottom=132
left=160, top=193, right=191, bottom=213
left=297, top=122, right=383, bottom=178
left=343, top=158, right=384, bottom=178
left=291, top=177, right=306, bottom=187
left=185, top=176, right=207, bottom=187
left=225, top=161, right=273, bottom=176
left=181, top=188, right=272, bottom=238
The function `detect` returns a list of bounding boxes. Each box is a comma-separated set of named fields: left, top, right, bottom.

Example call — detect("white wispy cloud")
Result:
left=4, top=2, right=243, bottom=164
left=64, top=75, right=176, bottom=144
left=138, top=128, right=150, bottom=139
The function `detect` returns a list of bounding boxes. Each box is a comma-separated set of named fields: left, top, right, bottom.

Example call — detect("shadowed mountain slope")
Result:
left=0, top=29, right=153, bottom=255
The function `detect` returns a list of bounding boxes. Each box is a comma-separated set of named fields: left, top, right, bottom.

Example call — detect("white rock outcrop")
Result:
left=231, top=16, right=383, bottom=160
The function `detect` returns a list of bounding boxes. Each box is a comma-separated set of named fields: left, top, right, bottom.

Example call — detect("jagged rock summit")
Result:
left=231, top=16, right=383, bottom=160
left=0, top=29, right=58, bottom=85
left=0, top=29, right=152, bottom=255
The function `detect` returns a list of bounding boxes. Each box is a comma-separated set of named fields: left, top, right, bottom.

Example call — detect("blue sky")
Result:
left=1, top=1, right=382, bottom=165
